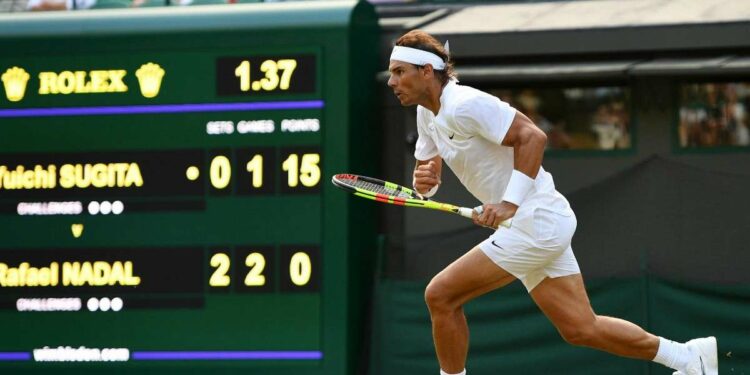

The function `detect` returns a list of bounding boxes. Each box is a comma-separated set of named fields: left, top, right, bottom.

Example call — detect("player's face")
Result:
left=387, top=61, right=424, bottom=106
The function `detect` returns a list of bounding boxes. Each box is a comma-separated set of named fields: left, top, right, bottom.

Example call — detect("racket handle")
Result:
left=461, top=205, right=513, bottom=229
left=457, top=207, right=476, bottom=219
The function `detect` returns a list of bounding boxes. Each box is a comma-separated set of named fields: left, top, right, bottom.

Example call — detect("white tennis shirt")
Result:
left=414, top=80, right=570, bottom=212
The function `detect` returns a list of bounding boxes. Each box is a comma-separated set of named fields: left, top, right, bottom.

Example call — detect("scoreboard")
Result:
left=0, top=2, right=379, bottom=374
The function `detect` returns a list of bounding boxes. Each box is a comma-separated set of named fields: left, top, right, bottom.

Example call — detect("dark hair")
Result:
left=395, top=29, right=456, bottom=85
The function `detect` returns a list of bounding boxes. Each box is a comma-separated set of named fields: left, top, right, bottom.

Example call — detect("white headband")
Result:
left=390, top=46, right=446, bottom=70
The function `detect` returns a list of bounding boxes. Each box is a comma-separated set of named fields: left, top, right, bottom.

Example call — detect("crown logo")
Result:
left=135, top=63, right=165, bottom=99
left=1, top=67, right=30, bottom=102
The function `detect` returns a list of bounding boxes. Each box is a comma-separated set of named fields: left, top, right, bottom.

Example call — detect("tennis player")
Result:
left=387, top=29, right=718, bottom=375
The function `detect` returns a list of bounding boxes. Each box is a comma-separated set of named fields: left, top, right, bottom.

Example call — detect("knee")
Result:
left=558, top=321, right=599, bottom=347
left=424, top=277, right=458, bottom=314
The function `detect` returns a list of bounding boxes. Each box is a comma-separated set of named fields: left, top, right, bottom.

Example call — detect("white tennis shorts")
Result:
left=478, top=203, right=580, bottom=292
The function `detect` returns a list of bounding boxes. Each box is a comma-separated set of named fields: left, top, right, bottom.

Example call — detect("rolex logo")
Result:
left=1, top=67, right=30, bottom=102
left=135, top=62, right=165, bottom=99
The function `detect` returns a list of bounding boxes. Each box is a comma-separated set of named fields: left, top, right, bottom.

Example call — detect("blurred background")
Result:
left=0, top=0, right=748, bottom=374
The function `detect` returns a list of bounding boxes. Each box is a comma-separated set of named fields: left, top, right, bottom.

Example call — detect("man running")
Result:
left=387, top=29, right=718, bottom=375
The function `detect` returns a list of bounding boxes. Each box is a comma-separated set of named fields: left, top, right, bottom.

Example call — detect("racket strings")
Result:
left=349, top=179, right=413, bottom=199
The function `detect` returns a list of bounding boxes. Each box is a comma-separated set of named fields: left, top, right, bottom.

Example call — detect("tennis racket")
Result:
left=331, top=173, right=512, bottom=229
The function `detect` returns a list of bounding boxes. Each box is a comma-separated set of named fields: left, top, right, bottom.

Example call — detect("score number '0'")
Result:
left=209, top=153, right=321, bottom=189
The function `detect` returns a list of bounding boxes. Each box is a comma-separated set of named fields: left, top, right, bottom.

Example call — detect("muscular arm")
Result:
left=475, top=110, right=547, bottom=228
left=501, top=110, right=547, bottom=180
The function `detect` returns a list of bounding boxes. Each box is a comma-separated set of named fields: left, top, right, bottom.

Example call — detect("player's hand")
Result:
left=472, top=201, right=518, bottom=229
left=413, top=160, right=440, bottom=195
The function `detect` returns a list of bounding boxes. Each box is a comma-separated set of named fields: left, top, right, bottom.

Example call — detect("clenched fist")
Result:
left=413, top=160, right=441, bottom=195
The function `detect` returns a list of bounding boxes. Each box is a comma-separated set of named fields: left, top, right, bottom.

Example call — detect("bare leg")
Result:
left=425, top=247, right=516, bottom=373
left=529, top=274, right=659, bottom=359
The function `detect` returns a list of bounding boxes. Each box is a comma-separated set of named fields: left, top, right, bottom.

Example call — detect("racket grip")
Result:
left=466, top=205, right=513, bottom=229
left=499, top=218, right=513, bottom=228
left=457, top=207, right=475, bottom=219
left=458, top=206, right=485, bottom=219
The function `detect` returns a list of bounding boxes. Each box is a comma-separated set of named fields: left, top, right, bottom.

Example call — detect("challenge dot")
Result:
left=100, top=201, right=112, bottom=215
left=99, top=297, right=111, bottom=312
left=111, top=297, right=124, bottom=312
left=112, top=201, right=124, bottom=215
left=88, top=201, right=100, bottom=215
left=87, top=298, right=99, bottom=312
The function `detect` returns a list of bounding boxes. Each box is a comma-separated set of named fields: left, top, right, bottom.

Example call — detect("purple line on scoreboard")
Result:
left=0, top=352, right=31, bottom=361
left=0, top=100, right=325, bottom=118
left=131, top=350, right=323, bottom=361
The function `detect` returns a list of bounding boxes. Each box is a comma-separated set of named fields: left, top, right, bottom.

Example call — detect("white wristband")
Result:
left=502, top=170, right=534, bottom=206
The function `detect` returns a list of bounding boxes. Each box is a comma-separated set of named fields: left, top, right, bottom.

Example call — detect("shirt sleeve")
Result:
left=454, top=94, right=516, bottom=145
left=414, top=107, right=439, bottom=161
